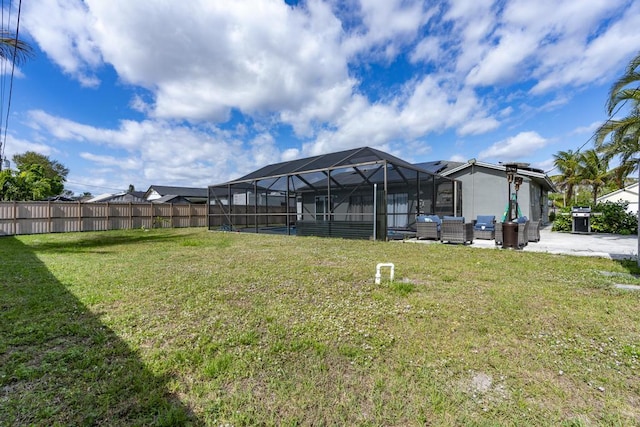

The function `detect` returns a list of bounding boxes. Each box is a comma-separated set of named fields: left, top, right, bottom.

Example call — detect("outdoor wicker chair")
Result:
left=441, top=216, right=474, bottom=244
left=517, top=218, right=529, bottom=248
left=416, top=215, right=441, bottom=240
left=473, top=215, right=496, bottom=240
left=495, top=222, right=503, bottom=245
left=527, top=220, right=541, bottom=242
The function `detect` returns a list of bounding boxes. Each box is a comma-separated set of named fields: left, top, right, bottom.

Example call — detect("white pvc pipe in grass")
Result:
left=375, top=262, right=395, bottom=284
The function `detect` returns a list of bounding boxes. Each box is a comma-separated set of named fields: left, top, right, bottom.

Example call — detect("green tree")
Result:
left=552, top=149, right=581, bottom=206
left=594, top=52, right=640, bottom=186
left=12, top=151, right=69, bottom=182
left=0, top=164, right=64, bottom=201
left=578, top=149, right=610, bottom=206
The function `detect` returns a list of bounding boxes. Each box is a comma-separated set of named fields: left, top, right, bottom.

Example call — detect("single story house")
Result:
left=208, top=146, right=461, bottom=239
left=417, top=159, right=556, bottom=224
left=208, top=147, right=557, bottom=239
left=596, top=183, right=638, bottom=213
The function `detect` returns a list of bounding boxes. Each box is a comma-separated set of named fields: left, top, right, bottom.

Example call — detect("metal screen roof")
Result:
left=229, top=146, right=421, bottom=184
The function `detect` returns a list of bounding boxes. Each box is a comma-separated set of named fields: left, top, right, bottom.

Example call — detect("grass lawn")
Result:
left=1, top=228, right=639, bottom=426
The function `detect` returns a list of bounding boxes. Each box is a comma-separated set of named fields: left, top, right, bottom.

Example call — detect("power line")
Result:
left=0, top=0, right=10, bottom=168
left=64, top=179, right=127, bottom=193
left=545, top=86, right=640, bottom=175
left=0, top=0, right=22, bottom=170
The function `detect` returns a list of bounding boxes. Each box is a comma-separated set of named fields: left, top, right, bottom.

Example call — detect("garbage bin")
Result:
left=502, top=221, right=518, bottom=249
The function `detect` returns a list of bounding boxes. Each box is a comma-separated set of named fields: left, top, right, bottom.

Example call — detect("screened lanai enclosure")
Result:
left=208, top=147, right=461, bottom=240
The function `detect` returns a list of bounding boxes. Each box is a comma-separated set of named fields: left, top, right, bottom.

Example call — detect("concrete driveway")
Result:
left=470, top=226, right=637, bottom=260
left=409, top=226, right=638, bottom=260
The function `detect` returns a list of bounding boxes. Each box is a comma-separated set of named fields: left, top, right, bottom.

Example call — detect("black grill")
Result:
left=571, top=206, right=591, bottom=233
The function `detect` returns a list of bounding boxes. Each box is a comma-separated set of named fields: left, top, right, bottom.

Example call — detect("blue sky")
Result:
left=1, top=0, right=639, bottom=195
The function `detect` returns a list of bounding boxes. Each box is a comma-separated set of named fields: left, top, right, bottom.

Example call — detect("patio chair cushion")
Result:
left=427, top=215, right=442, bottom=225
left=417, top=215, right=441, bottom=230
left=443, top=216, right=465, bottom=222
left=418, top=215, right=441, bottom=224
left=474, top=215, right=495, bottom=231
left=516, top=216, right=528, bottom=223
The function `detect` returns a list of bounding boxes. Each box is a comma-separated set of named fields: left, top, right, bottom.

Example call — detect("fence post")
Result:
left=13, top=200, right=17, bottom=236
left=78, top=200, right=82, bottom=232
left=48, top=200, right=52, bottom=234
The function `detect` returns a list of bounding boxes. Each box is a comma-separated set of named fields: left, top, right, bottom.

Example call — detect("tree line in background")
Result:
left=553, top=51, right=640, bottom=209
left=550, top=51, right=639, bottom=235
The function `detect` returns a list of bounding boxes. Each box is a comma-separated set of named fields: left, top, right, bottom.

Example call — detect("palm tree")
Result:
left=578, top=149, right=610, bottom=206
left=0, top=30, right=33, bottom=65
left=609, top=158, right=637, bottom=189
left=553, top=149, right=581, bottom=206
left=594, top=52, right=640, bottom=184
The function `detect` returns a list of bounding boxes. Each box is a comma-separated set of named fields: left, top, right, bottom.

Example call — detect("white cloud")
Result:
left=22, top=0, right=102, bottom=87
left=2, top=134, right=54, bottom=164
left=25, top=110, right=262, bottom=188
left=571, top=121, right=601, bottom=135
left=79, top=152, right=139, bottom=170
left=531, top=0, right=640, bottom=93
left=16, top=0, right=639, bottom=191
left=478, top=131, right=548, bottom=161
left=348, top=0, right=435, bottom=60
left=410, top=37, right=444, bottom=64
left=90, top=0, right=350, bottom=124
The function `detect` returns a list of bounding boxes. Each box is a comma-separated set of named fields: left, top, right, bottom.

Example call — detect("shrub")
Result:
left=551, top=207, right=572, bottom=232
left=591, top=201, right=637, bottom=235
left=552, top=201, right=637, bottom=234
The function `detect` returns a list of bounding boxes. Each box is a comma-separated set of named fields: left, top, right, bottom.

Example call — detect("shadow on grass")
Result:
left=0, top=236, right=202, bottom=426
left=19, top=228, right=203, bottom=253
left=615, top=258, right=640, bottom=276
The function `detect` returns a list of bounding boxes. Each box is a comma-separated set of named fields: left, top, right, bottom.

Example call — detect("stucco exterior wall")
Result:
left=448, top=165, right=547, bottom=223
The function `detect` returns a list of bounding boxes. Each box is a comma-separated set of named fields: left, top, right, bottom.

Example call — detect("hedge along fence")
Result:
left=0, top=201, right=207, bottom=236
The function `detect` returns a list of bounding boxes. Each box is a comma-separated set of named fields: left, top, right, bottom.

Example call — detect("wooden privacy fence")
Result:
left=0, top=201, right=207, bottom=236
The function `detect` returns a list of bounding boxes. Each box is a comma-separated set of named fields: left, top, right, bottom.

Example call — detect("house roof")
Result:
left=86, top=193, right=117, bottom=202
left=229, top=146, right=421, bottom=183
left=436, top=159, right=557, bottom=192
left=86, top=191, right=148, bottom=203
left=145, top=185, right=208, bottom=198
left=413, top=160, right=465, bottom=175
left=129, top=191, right=147, bottom=199
left=597, top=182, right=639, bottom=202
left=152, top=194, right=182, bottom=203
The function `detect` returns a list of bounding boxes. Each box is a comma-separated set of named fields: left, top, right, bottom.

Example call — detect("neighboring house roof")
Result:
left=86, top=191, right=147, bottom=203
left=86, top=193, right=116, bottom=202
left=597, top=183, right=639, bottom=203
left=413, top=160, right=464, bottom=175
left=129, top=191, right=147, bottom=199
left=436, top=159, right=557, bottom=192
left=151, top=194, right=196, bottom=204
left=46, top=195, right=76, bottom=201
left=145, top=185, right=208, bottom=199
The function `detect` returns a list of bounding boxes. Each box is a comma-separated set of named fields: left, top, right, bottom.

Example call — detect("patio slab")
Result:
left=409, top=226, right=638, bottom=260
